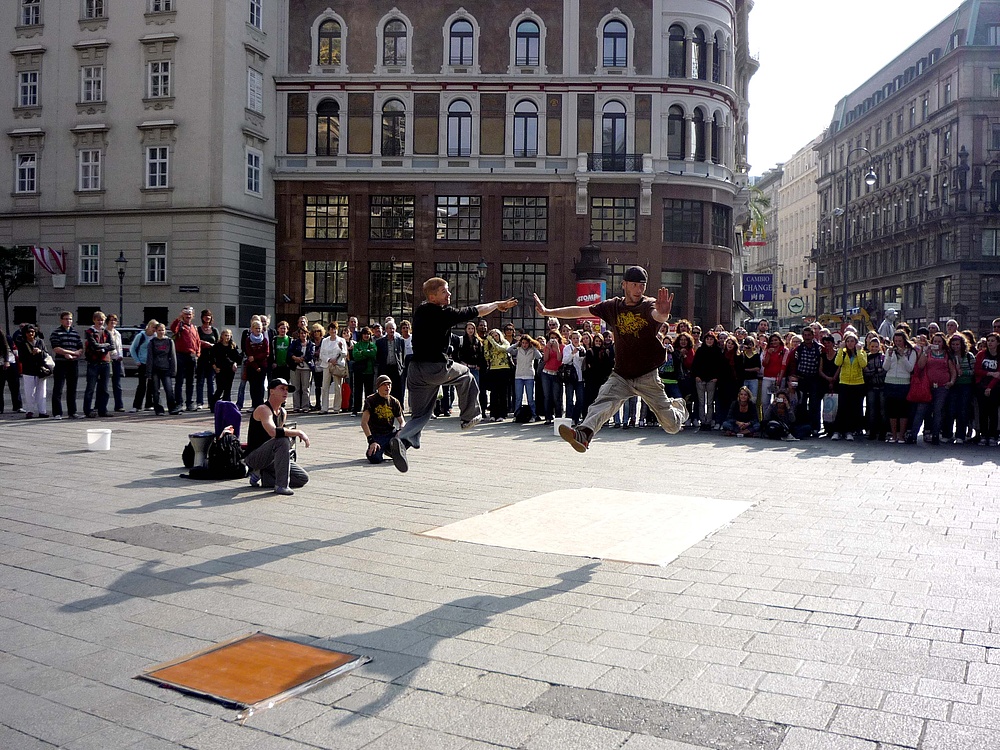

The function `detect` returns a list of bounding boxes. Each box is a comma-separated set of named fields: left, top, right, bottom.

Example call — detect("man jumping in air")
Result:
left=534, top=265, right=688, bottom=452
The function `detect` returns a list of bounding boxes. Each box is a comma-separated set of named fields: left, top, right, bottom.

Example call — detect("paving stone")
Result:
left=828, top=706, right=924, bottom=747
left=777, top=727, right=876, bottom=750
left=522, top=717, right=631, bottom=750
left=742, top=692, right=837, bottom=730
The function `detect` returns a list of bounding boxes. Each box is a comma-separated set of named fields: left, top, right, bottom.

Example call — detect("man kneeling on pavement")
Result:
left=245, top=378, right=310, bottom=495
left=362, top=374, right=405, bottom=463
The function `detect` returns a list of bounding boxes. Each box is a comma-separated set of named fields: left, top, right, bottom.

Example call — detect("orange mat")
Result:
left=138, top=633, right=368, bottom=719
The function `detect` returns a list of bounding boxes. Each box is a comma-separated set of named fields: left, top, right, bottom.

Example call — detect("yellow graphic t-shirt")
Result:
left=590, top=297, right=664, bottom=380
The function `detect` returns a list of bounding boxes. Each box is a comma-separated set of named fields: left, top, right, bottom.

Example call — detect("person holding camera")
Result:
left=830, top=332, right=868, bottom=441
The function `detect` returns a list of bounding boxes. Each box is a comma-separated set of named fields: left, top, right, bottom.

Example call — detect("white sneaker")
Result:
left=830, top=432, right=842, bottom=441
left=781, top=434, right=800, bottom=441
left=128, top=408, right=137, bottom=413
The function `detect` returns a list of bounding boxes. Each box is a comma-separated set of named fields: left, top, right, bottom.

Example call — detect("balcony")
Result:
left=586, top=153, right=644, bottom=173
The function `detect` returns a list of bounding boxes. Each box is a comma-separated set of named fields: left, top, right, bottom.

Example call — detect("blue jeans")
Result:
left=84, top=361, right=110, bottom=416
left=174, top=353, right=197, bottom=410
left=366, top=431, right=397, bottom=464
left=513, top=378, right=536, bottom=416
left=621, top=395, right=638, bottom=425
left=540, top=371, right=561, bottom=420
left=196, top=360, right=215, bottom=408
left=910, top=386, right=949, bottom=439
left=945, top=383, right=971, bottom=439
left=565, top=379, right=584, bottom=423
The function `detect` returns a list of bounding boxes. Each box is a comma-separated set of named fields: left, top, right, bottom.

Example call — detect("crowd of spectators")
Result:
left=4, top=306, right=999, bottom=448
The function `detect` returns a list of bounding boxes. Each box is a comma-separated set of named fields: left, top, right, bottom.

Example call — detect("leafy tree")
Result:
left=0, top=245, right=35, bottom=333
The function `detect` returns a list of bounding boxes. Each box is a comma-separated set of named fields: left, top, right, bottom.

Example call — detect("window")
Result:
left=449, top=19, right=474, bottom=66
left=515, top=20, right=540, bottom=66
left=990, top=25, right=1000, bottom=46
left=383, top=20, right=407, bottom=66
left=15, top=153, right=36, bottom=193
left=81, top=65, right=103, bottom=102
left=435, top=196, right=481, bottom=241
left=937, top=277, right=953, bottom=315
left=982, top=276, right=1000, bottom=307
left=83, top=0, right=105, bottom=19
left=248, top=0, right=262, bottom=30
left=79, top=244, right=100, bottom=285
left=316, top=99, right=339, bottom=155
left=21, top=0, right=40, bottom=26
left=922, top=97, right=928, bottom=121
left=247, top=68, right=263, bottom=113
left=692, top=29, right=707, bottom=80
left=668, top=25, right=686, bottom=77
left=145, top=242, right=167, bottom=283
left=447, top=99, right=472, bottom=157
left=381, top=99, right=405, bottom=156
left=501, top=263, right=546, bottom=334
left=305, top=195, right=349, bottom=239
left=602, top=101, right=627, bottom=156
left=148, top=61, right=171, bottom=98
left=502, top=196, right=547, bottom=241
left=943, top=130, right=952, bottom=158
left=145, top=146, right=169, bottom=188
left=993, top=71, right=1000, bottom=97
left=603, top=20, right=627, bottom=67
left=369, top=261, right=414, bottom=321
left=435, top=262, right=481, bottom=308
left=318, top=20, right=341, bottom=66
left=304, top=260, right=349, bottom=305
left=944, top=81, right=952, bottom=105
left=712, top=33, right=722, bottom=84
left=984, top=229, right=1000, bottom=257
left=150, top=0, right=174, bottom=11
left=909, top=105, right=916, bottom=129
left=939, top=233, right=953, bottom=261
left=246, top=148, right=262, bottom=195
left=591, top=197, right=636, bottom=242
left=663, top=199, right=703, bottom=243
left=512, top=100, right=538, bottom=157
left=78, top=149, right=101, bottom=191
left=667, top=105, right=685, bottom=160
left=370, top=195, right=415, bottom=240
left=18, top=71, right=38, bottom=107
left=692, top=109, right=706, bottom=161
left=711, top=204, right=731, bottom=247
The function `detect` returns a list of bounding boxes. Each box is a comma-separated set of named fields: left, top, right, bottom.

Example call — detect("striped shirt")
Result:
left=49, top=326, right=83, bottom=360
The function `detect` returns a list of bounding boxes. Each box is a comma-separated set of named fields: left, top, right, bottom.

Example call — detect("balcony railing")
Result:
left=587, top=153, right=643, bottom=172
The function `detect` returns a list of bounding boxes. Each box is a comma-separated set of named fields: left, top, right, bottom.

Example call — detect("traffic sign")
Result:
left=787, top=297, right=805, bottom=314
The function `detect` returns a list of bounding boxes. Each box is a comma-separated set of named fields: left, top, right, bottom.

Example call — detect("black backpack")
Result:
left=513, top=405, right=534, bottom=423
left=208, top=432, right=247, bottom=479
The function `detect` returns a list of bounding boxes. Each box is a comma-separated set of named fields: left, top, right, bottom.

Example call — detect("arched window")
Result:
left=318, top=19, right=342, bottom=66
left=383, top=20, right=407, bottom=66
left=712, top=33, right=723, bottom=83
left=449, top=19, right=474, bottom=66
left=316, top=99, right=340, bottom=156
left=667, top=105, right=685, bottom=160
left=692, top=29, right=707, bottom=80
left=711, top=113, right=723, bottom=164
left=603, top=20, right=627, bottom=67
left=447, top=99, right=472, bottom=156
left=513, top=100, right=538, bottom=157
left=381, top=99, right=405, bottom=156
left=515, top=20, right=540, bottom=66
left=692, top=109, right=706, bottom=161
left=602, top=101, right=627, bottom=161
left=668, top=25, right=686, bottom=78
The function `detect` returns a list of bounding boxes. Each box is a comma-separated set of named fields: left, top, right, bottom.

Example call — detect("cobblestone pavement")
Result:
left=2, top=403, right=1000, bottom=749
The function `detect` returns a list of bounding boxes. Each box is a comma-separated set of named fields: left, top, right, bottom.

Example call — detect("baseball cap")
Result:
left=268, top=377, right=295, bottom=393
left=623, top=266, right=648, bottom=283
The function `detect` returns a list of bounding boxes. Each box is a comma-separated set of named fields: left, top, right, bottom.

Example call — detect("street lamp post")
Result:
left=115, top=251, right=128, bottom=325
left=477, top=258, right=487, bottom=304
left=832, top=147, right=877, bottom=321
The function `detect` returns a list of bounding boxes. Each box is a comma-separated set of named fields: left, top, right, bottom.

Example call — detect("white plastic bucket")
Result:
left=86, top=429, right=112, bottom=451
left=553, top=417, right=572, bottom=436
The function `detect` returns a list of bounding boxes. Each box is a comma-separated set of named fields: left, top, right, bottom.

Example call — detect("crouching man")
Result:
left=362, top=374, right=405, bottom=463
left=245, top=378, right=310, bottom=495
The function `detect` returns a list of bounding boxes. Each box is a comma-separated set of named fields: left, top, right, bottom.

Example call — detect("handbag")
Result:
left=38, top=352, right=55, bottom=378
left=557, top=363, right=577, bottom=384
left=906, top=367, right=932, bottom=403
left=328, top=359, right=348, bottom=379
left=821, top=392, right=839, bottom=423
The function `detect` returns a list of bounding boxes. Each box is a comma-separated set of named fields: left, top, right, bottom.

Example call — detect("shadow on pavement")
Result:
left=59, top=528, right=384, bottom=613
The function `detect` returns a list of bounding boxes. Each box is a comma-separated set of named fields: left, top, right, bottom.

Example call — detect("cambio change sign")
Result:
left=742, top=274, right=773, bottom=303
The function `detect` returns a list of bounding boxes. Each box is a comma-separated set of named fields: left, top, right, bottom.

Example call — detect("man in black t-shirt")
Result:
left=362, top=375, right=405, bottom=463
left=389, top=277, right=517, bottom=472
left=534, top=265, right=688, bottom=453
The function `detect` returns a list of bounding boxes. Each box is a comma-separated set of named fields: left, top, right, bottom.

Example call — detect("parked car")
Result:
left=117, top=327, right=146, bottom=375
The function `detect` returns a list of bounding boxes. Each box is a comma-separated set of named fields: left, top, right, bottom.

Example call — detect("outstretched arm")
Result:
left=533, top=293, right=593, bottom=320
left=475, top=298, right=519, bottom=317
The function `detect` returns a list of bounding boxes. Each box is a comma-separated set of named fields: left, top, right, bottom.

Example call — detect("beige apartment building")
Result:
left=773, top=137, right=819, bottom=327
left=0, top=0, right=278, bottom=332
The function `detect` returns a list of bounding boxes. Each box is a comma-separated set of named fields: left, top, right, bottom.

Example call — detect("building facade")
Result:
left=1, top=0, right=278, bottom=331
left=813, top=0, right=1000, bottom=334
left=273, top=0, right=756, bottom=332
left=774, top=137, right=819, bottom=327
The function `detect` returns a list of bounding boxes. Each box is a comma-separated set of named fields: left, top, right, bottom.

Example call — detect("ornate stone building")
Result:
left=813, top=0, right=1000, bottom=334
left=273, top=0, right=757, bottom=331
